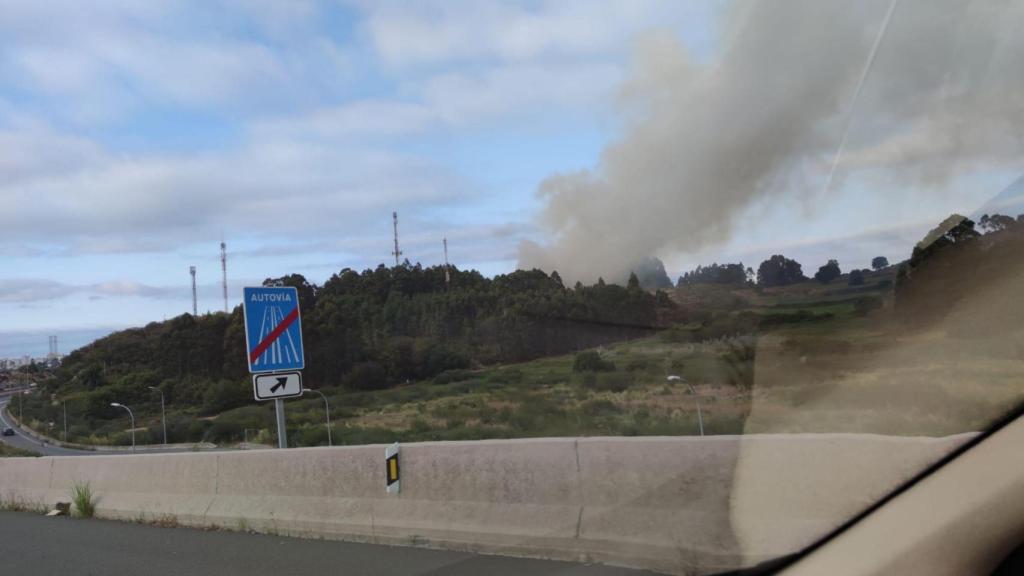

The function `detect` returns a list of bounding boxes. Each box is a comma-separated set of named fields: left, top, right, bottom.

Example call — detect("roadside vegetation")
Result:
left=0, top=443, right=41, bottom=457
left=71, top=482, right=97, bottom=518
left=9, top=213, right=1024, bottom=446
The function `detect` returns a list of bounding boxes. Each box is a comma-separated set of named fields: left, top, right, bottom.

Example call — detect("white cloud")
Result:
left=0, top=279, right=184, bottom=303
left=0, top=118, right=470, bottom=255
left=252, top=100, right=434, bottom=138
left=252, top=61, right=621, bottom=142
left=356, top=0, right=707, bottom=66
left=0, top=124, right=104, bottom=184
left=0, top=1, right=354, bottom=121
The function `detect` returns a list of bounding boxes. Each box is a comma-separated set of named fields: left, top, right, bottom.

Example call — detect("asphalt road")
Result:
left=0, top=511, right=654, bottom=576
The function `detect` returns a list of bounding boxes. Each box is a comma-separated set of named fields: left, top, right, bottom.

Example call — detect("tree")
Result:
left=632, top=257, right=673, bottom=289
left=573, top=350, right=615, bottom=372
left=979, top=213, right=1017, bottom=233
left=848, top=269, right=866, bottom=286
left=871, top=256, right=889, bottom=270
left=627, top=272, right=641, bottom=290
left=263, top=274, right=318, bottom=311
left=550, top=270, right=564, bottom=288
left=757, top=255, right=806, bottom=287
left=814, top=259, right=841, bottom=284
left=910, top=215, right=980, bottom=269
left=677, top=262, right=748, bottom=286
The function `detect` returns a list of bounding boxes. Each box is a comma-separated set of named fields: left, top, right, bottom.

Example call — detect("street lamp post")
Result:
left=302, top=388, right=332, bottom=447
left=688, top=384, right=705, bottom=437
left=148, top=386, right=167, bottom=446
left=62, top=400, right=67, bottom=443
left=110, top=402, right=136, bottom=453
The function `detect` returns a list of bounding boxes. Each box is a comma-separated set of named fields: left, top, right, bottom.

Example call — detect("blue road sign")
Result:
left=242, top=286, right=305, bottom=373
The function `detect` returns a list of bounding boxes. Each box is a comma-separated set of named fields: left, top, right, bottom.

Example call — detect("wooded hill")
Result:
left=46, top=266, right=680, bottom=419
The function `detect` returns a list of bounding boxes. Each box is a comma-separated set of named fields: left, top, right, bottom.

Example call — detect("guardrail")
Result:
left=0, top=434, right=971, bottom=574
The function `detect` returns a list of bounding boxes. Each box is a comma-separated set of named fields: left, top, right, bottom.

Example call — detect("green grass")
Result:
left=0, top=443, right=41, bottom=458
left=71, top=482, right=97, bottom=518
left=0, top=493, right=47, bottom=513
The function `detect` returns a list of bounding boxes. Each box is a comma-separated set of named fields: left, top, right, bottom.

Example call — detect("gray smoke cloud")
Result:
left=519, top=0, right=1024, bottom=283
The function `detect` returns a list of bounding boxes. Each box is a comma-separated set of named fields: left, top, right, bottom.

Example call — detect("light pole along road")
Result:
left=148, top=386, right=167, bottom=446
left=303, top=388, right=332, bottom=446
left=688, top=384, right=705, bottom=437
left=110, top=402, right=136, bottom=453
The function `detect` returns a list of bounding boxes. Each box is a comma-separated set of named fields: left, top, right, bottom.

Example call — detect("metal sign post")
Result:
left=242, top=286, right=306, bottom=449
left=274, top=398, right=287, bottom=449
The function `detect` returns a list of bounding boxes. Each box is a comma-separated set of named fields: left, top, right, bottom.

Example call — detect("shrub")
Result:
left=580, top=372, right=597, bottom=388
left=579, top=399, right=621, bottom=417
left=294, top=425, right=330, bottom=447
left=582, top=372, right=633, bottom=392
left=760, top=310, right=832, bottom=327
left=409, top=418, right=432, bottom=435
left=598, top=372, right=632, bottom=392
left=486, top=368, right=523, bottom=384
left=432, top=369, right=475, bottom=384
left=854, top=296, right=883, bottom=316
left=848, top=269, right=866, bottom=286
left=507, top=397, right=566, bottom=432
left=660, top=326, right=694, bottom=343
left=572, top=350, right=616, bottom=373
left=200, top=379, right=248, bottom=415
left=71, top=482, right=97, bottom=518
left=625, top=358, right=649, bottom=372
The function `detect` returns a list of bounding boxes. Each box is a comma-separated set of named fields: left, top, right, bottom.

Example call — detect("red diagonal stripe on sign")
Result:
left=249, top=307, right=300, bottom=364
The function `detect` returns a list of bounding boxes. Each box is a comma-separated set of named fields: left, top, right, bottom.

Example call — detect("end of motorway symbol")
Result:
left=242, top=286, right=305, bottom=373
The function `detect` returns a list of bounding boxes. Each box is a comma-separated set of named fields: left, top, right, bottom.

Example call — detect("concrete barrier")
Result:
left=729, top=433, right=975, bottom=562
left=47, top=452, right=220, bottom=523
left=0, top=434, right=972, bottom=574
left=0, top=456, right=51, bottom=508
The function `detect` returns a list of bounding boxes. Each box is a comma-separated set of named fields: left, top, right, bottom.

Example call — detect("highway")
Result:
left=0, top=395, right=228, bottom=457
left=0, top=395, right=88, bottom=456
left=0, top=511, right=652, bottom=576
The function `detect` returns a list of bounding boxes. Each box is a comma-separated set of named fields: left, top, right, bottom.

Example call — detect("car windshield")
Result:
left=1, top=1, right=1023, bottom=575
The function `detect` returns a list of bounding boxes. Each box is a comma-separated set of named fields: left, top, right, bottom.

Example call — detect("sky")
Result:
left=2, top=0, right=1023, bottom=357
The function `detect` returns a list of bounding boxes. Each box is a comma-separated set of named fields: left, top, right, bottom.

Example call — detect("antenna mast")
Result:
left=391, top=211, right=403, bottom=267
left=189, top=265, right=198, bottom=316
left=220, top=238, right=228, bottom=313
left=443, top=236, right=450, bottom=289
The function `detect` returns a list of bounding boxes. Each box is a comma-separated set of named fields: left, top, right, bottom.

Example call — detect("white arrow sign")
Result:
left=253, top=371, right=303, bottom=401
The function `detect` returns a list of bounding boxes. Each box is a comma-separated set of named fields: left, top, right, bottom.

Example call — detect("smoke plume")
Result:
left=519, top=0, right=1024, bottom=283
